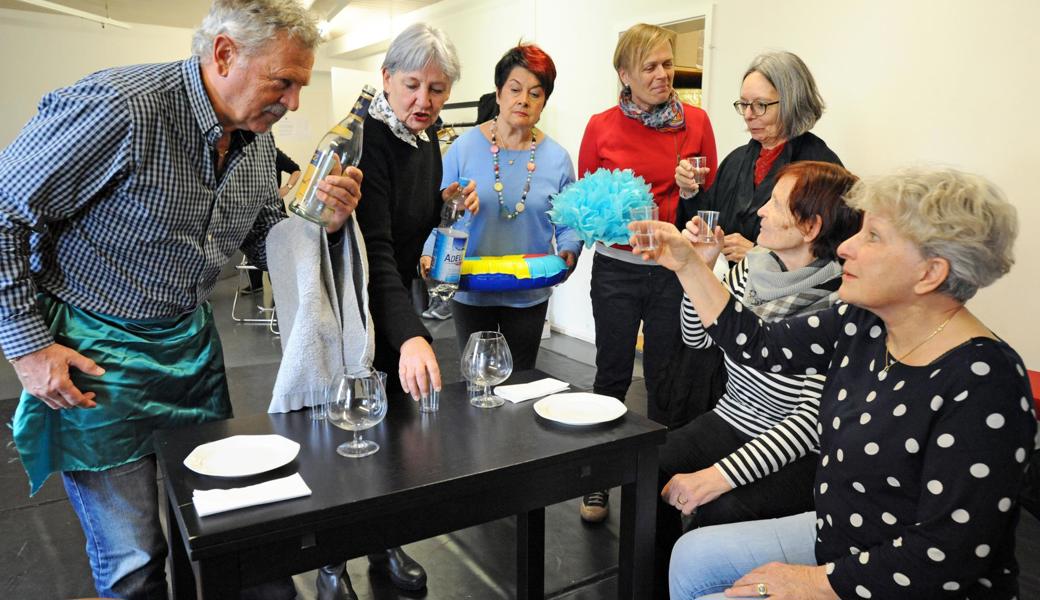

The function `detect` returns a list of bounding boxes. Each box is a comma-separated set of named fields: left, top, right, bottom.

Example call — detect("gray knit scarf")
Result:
left=741, top=247, right=843, bottom=322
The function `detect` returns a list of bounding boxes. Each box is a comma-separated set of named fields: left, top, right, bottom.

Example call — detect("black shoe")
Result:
left=580, top=490, right=609, bottom=523
left=316, top=563, right=358, bottom=600
left=368, top=546, right=427, bottom=591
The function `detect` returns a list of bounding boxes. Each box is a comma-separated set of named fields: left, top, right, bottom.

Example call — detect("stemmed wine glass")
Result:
left=327, top=368, right=388, bottom=458
left=461, top=331, right=513, bottom=408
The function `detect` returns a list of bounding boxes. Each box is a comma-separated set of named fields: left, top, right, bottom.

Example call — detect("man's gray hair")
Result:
left=744, top=51, right=825, bottom=140
left=382, top=23, right=461, bottom=83
left=192, top=0, right=322, bottom=61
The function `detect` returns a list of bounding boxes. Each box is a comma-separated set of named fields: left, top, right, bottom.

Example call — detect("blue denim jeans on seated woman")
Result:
left=669, top=511, right=818, bottom=600
left=62, top=455, right=169, bottom=600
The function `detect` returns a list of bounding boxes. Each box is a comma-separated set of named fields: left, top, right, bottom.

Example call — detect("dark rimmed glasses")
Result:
left=733, top=100, right=779, bottom=117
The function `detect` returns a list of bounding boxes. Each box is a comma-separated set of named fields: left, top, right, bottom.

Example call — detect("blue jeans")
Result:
left=62, top=455, right=169, bottom=600
left=669, top=511, right=817, bottom=600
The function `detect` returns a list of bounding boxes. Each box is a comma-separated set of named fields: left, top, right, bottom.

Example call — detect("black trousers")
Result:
left=590, top=253, right=683, bottom=424
left=653, top=410, right=817, bottom=598
left=450, top=300, right=550, bottom=372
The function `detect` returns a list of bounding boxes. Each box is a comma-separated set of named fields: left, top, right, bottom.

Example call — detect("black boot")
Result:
left=368, top=546, right=427, bottom=591
left=316, top=563, right=358, bottom=600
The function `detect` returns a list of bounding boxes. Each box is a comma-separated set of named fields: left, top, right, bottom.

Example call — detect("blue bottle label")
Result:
left=431, top=229, right=468, bottom=283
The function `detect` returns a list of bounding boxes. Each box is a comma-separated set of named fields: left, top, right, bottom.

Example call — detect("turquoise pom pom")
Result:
left=547, top=168, right=654, bottom=246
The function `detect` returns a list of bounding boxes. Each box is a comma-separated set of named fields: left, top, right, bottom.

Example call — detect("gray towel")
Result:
left=265, top=216, right=374, bottom=413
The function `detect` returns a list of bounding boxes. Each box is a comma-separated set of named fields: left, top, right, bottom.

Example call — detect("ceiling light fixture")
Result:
left=14, top=0, right=131, bottom=29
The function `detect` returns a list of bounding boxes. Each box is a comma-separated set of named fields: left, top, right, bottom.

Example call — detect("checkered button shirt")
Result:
left=0, top=57, right=285, bottom=359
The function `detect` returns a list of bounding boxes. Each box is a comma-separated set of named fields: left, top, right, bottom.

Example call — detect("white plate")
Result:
left=533, top=393, right=627, bottom=426
left=183, top=435, right=300, bottom=478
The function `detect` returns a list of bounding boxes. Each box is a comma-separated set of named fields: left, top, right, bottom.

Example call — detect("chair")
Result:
left=231, top=257, right=279, bottom=335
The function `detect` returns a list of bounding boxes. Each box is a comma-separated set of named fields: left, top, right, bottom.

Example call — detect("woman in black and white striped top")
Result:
left=654, top=162, right=862, bottom=587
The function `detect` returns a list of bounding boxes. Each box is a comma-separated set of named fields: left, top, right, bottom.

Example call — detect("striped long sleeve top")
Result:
left=681, top=257, right=832, bottom=488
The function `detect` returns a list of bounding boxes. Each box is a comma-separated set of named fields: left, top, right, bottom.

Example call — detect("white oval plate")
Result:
left=533, top=393, right=627, bottom=426
left=183, top=435, right=300, bottom=478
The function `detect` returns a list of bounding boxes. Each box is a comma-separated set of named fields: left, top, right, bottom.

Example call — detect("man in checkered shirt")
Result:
left=0, top=1, right=361, bottom=597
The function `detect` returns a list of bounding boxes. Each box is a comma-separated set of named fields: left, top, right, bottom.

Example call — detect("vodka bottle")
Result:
left=427, top=178, right=472, bottom=300
left=289, top=84, right=377, bottom=226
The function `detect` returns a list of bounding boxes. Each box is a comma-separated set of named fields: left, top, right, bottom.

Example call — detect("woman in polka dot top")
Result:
left=634, top=168, right=1037, bottom=600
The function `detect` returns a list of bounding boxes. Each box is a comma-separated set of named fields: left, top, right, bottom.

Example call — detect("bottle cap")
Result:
left=458, top=177, right=471, bottom=188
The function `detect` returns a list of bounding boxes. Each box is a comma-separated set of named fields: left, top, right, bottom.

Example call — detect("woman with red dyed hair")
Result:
left=422, top=43, right=581, bottom=372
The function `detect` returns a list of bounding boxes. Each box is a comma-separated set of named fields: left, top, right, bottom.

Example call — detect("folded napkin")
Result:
left=192, top=473, right=312, bottom=517
left=494, top=378, right=570, bottom=403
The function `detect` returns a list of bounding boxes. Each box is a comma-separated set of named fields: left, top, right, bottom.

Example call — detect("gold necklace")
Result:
left=882, top=306, right=963, bottom=373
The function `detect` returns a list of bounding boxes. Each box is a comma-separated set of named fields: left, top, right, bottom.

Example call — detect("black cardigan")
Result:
left=354, top=115, right=442, bottom=370
left=678, top=131, right=841, bottom=242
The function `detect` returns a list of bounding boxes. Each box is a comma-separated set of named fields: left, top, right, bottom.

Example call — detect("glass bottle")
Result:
left=427, top=178, right=472, bottom=300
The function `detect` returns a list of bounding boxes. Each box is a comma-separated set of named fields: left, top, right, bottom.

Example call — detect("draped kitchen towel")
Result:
left=265, top=216, right=374, bottom=413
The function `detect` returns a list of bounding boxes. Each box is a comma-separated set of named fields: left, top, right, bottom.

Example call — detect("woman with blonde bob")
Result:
left=635, top=168, right=1036, bottom=599
left=577, top=22, right=718, bottom=522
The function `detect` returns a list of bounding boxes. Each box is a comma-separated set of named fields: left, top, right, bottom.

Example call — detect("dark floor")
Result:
left=1, top=275, right=1038, bottom=599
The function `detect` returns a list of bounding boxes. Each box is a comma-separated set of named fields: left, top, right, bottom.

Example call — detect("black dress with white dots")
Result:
left=705, top=297, right=1038, bottom=599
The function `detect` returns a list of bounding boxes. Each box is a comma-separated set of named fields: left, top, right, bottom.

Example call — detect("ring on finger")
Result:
left=756, top=582, right=768, bottom=597
left=677, top=496, right=687, bottom=506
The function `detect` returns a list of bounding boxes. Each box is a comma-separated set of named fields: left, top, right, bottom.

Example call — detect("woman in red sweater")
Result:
left=577, top=22, right=717, bottom=523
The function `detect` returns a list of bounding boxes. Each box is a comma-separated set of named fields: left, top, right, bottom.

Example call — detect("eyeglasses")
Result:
left=733, top=100, right=779, bottom=117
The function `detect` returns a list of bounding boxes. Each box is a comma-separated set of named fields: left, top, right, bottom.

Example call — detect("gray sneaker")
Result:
left=422, top=297, right=453, bottom=320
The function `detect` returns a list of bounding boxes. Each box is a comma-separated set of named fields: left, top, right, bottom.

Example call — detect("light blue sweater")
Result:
left=424, top=127, right=581, bottom=308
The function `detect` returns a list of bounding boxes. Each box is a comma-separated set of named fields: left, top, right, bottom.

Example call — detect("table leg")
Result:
left=516, top=507, right=545, bottom=600
left=618, top=445, right=658, bottom=599
left=166, top=497, right=197, bottom=600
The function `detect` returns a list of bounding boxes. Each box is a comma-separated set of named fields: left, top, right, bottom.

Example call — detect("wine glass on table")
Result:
left=327, top=368, right=388, bottom=458
left=461, top=331, right=513, bottom=409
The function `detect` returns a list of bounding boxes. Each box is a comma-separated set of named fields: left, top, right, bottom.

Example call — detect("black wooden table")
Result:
left=154, top=370, right=666, bottom=599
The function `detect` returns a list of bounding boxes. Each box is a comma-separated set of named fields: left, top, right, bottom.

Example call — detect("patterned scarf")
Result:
left=370, top=91, right=430, bottom=148
left=741, top=247, right=843, bottom=322
left=618, top=87, right=686, bottom=132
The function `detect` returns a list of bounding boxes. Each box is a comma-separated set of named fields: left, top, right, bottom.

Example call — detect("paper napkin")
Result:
left=192, top=472, right=312, bottom=517
left=494, top=378, right=570, bottom=403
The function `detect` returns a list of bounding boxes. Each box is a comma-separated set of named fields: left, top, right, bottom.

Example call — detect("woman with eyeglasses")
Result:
left=677, top=51, right=841, bottom=264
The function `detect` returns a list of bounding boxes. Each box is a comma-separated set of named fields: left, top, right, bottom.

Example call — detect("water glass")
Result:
left=311, top=395, right=328, bottom=421
left=461, top=331, right=513, bottom=408
left=628, top=204, right=659, bottom=252
left=688, top=156, right=709, bottom=185
left=327, top=368, right=388, bottom=458
left=419, top=371, right=439, bottom=413
left=697, top=210, right=720, bottom=244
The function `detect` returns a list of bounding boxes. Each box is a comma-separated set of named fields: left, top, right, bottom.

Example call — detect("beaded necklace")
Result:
left=490, top=116, right=536, bottom=220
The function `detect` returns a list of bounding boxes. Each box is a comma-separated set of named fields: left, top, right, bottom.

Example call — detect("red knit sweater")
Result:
left=578, top=104, right=717, bottom=228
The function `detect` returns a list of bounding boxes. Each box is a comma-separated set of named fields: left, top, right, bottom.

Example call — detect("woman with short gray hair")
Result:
left=656, top=167, right=1036, bottom=599
left=338, top=23, right=476, bottom=598
left=677, top=51, right=841, bottom=264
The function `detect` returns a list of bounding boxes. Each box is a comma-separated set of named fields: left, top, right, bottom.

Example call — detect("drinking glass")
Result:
left=628, top=205, right=659, bottom=252
left=697, top=210, right=720, bottom=244
left=687, top=156, right=709, bottom=185
left=327, top=368, right=388, bottom=458
left=461, top=331, right=513, bottom=408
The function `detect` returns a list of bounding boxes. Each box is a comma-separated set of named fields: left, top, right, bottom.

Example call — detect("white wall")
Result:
left=332, top=0, right=1039, bottom=367
left=698, top=0, right=1040, bottom=366
left=0, top=8, right=334, bottom=170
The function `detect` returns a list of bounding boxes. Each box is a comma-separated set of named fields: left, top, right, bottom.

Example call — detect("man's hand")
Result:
left=660, top=466, right=734, bottom=516
left=10, top=344, right=105, bottom=409
left=399, top=336, right=441, bottom=401
left=320, top=161, right=363, bottom=234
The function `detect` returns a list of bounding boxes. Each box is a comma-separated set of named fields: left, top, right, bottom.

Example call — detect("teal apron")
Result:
left=13, top=296, right=231, bottom=495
